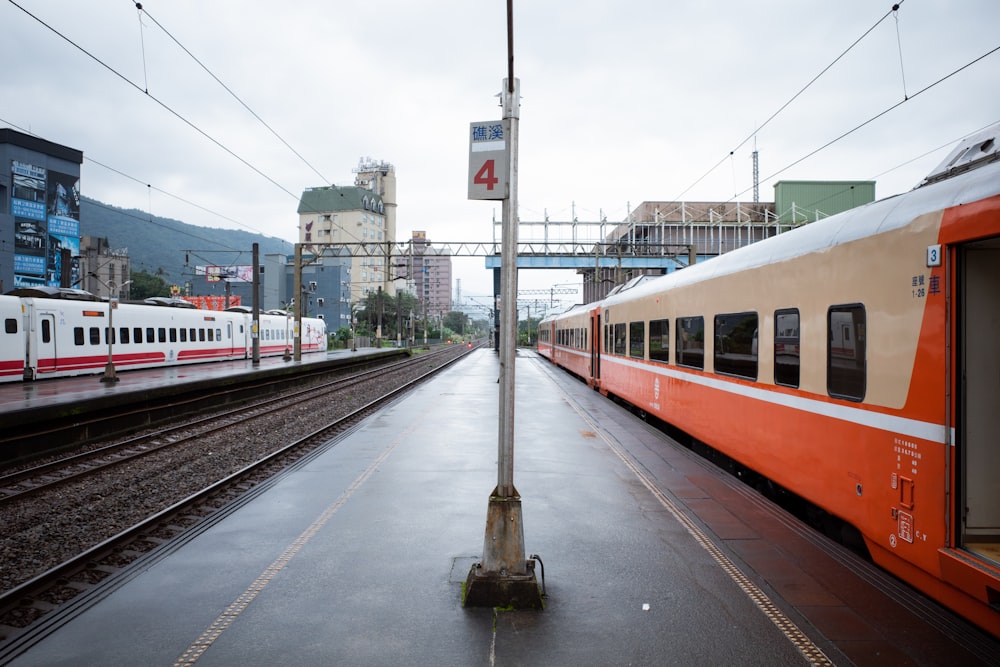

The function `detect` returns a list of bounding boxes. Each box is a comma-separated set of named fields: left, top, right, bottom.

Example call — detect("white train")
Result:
left=0, top=287, right=327, bottom=382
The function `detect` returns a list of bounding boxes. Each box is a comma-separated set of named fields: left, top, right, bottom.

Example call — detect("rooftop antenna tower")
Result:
left=752, top=136, right=759, bottom=204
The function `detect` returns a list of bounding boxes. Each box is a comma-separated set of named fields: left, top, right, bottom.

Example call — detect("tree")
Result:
left=443, top=310, right=468, bottom=336
left=129, top=269, right=171, bottom=300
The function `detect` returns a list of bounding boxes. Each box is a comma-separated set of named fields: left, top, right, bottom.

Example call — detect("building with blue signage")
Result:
left=0, top=129, right=83, bottom=293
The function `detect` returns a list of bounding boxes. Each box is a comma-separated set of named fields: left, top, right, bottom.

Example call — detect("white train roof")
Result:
left=602, top=123, right=1000, bottom=308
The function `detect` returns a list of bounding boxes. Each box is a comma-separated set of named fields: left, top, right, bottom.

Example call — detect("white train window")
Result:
left=613, top=323, right=627, bottom=355
left=676, top=317, right=705, bottom=370
left=827, top=304, right=866, bottom=402
left=714, top=312, right=758, bottom=380
left=774, top=309, right=800, bottom=388
left=649, top=319, right=669, bottom=364
left=629, top=321, right=644, bottom=358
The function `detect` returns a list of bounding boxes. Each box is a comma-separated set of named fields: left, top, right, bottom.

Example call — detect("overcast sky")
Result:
left=3, top=0, right=998, bottom=306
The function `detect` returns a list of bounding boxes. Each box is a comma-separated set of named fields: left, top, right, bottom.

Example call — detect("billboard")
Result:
left=10, top=161, right=81, bottom=287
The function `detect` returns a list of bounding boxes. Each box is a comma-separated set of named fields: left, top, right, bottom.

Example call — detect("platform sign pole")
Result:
left=463, top=16, right=542, bottom=606
left=252, top=242, right=261, bottom=365
left=293, top=243, right=302, bottom=362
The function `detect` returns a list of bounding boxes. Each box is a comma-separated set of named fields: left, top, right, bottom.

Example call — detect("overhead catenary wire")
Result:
left=7, top=0, right=300, bottom=203
left=735, top=43, right=1000, bottom=202
left=130, top=1, right=332, bottom=186
left=893, top=4, right=909, bottom=100
left=0, top=111, right=291, bottom=245
left=672, top=1, right=906, bottom=202
left=5, top=1, right=372, bottom=250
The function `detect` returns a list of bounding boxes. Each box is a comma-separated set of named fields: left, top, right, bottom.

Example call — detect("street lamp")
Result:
left=88, top=274, right=132, bottom=383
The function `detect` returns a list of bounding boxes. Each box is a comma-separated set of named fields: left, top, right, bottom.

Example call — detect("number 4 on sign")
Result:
left=474, top=159, right=499, bottom=191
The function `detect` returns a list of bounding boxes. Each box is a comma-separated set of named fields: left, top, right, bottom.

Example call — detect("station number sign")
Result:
left=468, top=120, right=507, bottom=200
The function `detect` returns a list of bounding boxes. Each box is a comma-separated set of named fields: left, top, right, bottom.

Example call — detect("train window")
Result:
left=774, top=309, right=800, bottom=388
left=613, top=323, right=626, bottom=355
left=119, top=327, right=130, bottom=345
left=208, top=329, right=215, bottom=342
left=714, top=312, right=758, bottom=380
left=827, top=304, right=866, bottom=401
left=133, top=327, right=143, bottom=344
left=179, top=328, right=187, bottom=343
left=105, top=327, right=116, bottom=345
left=41, top=319, right=51, bottom=344
left=148, top=327, right=157, bottom=342
left=629, top=321, right=644, bottom=358
left=676, top=317, right=705, bottom=369
left=199, top=329, right=206, bottom=342
left=89, top=327, right=100, bottom=345
left=158, top=328, right=166, bottom=343
left=189, top=328, right=196, bottom=342
left=649, top=319, right=669, bottom=364
left=4, top=318, right=16, bottom=334
left=74, top=327, right=84, bottom=346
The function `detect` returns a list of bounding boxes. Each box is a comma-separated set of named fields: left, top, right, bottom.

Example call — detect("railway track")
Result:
left=0, top=346, right=460, bottom=506
left=0, top=343, right=477, bottom=657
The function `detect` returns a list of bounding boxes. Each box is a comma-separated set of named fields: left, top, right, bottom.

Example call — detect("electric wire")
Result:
left=7, top=0, right=300, bottom=202
left=894, top=4, right=909, bottom=100
left=4, top=2, right=370, bottom=249
left=130, top=1, right=332, bottom=186
left=738, top=43, right=1000, bottom=202
left=135, top=2, right=149, bottom=94
left=672, top=1, right=905, bottom=202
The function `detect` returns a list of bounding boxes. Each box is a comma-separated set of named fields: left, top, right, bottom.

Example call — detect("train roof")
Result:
left=5, top=286, right=100, bottom=301
left=143, top=297, right=197, bottom=308
left=602, top=124, right=1000, bottom=308
left=539, top=302, right=591, bottom=324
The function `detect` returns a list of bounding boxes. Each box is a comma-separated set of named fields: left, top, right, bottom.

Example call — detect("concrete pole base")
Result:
left=464, top=560, right=543, bottom=609
left=463, top=493, right=543, bottom=609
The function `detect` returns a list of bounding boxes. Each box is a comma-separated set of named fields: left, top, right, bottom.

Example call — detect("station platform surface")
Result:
left=6, top=348, right=997, bottom=666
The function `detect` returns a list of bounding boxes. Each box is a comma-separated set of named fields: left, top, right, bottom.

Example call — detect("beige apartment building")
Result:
left=296, top=159, right=398, bottom=302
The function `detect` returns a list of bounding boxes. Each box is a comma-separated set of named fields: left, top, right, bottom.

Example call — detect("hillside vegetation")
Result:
left=80, top=197, right=293, bottom=286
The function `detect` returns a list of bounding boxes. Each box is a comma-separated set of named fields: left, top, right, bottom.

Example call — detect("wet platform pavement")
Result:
left=6, top=349, right=997, bottom=666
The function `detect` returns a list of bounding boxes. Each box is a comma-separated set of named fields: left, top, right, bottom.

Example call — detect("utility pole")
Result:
left=464, top=0, right=542, bottom=609
left=252, top=242, right=260, bottom=365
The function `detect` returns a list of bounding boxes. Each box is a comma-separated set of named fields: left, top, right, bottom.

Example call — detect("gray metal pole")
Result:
left=294, top=244, right=302, bottom=361
left=497, top=77, right=520, bottom=499
left=252, top=242, right=260, bottom=365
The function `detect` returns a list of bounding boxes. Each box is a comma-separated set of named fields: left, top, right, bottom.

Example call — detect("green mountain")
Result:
left=79, top=197, right=293, bottom=285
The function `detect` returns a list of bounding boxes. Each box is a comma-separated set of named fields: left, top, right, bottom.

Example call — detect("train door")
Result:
left=592, top=310, right=601, bottom=384
left=35, top=312, right=57, bottom=374
left=958, top=238, right=1000, bottom=565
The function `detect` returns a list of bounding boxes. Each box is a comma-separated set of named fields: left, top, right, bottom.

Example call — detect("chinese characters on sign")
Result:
left=910, top=273, right=942, bottom=298
left=468, top=120, right=507, bottom=200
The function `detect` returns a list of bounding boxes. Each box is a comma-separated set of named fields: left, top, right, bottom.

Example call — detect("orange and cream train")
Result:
left=538, top=124, right=1000, bottom=637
